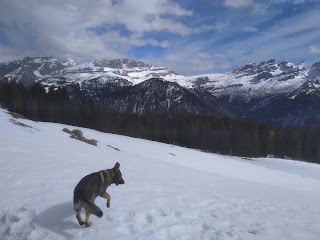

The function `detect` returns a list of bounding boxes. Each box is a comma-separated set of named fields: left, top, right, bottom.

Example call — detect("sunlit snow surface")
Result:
left=0, top=108, right=319, bottom=240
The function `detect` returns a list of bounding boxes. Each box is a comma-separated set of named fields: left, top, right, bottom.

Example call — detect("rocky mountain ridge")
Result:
left=1, top=56, right=320, bottom=126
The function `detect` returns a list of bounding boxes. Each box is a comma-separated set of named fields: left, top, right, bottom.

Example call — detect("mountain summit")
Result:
left=62, top=57, right=76, bottom=67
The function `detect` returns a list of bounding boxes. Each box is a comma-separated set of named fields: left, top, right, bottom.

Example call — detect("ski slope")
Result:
left=0, top=108, right=320, bottom=240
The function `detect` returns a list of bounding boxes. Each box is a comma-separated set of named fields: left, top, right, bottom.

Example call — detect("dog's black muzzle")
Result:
left=115, top=178, right=125, bottom=185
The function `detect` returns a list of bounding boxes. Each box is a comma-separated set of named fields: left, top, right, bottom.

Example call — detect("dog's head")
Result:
left=112, top=162, right=125, bottom=186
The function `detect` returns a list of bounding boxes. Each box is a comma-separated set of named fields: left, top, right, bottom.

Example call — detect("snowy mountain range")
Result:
left=1, top=56, right=320, bottom=126
left=187, top=59, right=320, bottom=126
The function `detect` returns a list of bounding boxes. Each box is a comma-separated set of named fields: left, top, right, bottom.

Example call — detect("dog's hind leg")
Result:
left=100, top=192, right=111, bottom=208
left=74, top=200, right=85, bottom=226
left=85, top=210, right=92, bottom=227
left=76, top=208, right=85, bottom=226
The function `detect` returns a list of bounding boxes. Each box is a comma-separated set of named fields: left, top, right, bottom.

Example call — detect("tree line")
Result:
left=1, top=79, right=319, bottom=163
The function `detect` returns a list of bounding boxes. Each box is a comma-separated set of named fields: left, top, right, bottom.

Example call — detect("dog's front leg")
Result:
left=100, top=192, right=111, bottom=208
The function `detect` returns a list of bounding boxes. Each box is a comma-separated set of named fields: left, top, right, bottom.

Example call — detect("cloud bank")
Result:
left=0, top=0, right=319, bottom=75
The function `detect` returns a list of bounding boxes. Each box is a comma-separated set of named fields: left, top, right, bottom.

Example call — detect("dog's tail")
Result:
left=81, top=200, right=103, bottom=218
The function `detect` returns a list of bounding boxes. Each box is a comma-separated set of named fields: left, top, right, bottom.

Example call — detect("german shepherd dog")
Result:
left=73, top=162, right=125, bottom=227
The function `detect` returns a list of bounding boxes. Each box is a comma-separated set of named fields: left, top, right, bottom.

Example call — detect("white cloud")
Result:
left=213, top=19, right=231, bottom=31
left=192, top=20, right=231, bottom=34
left=143, top=40, right=232, bottom=75
left=215, top=9, right=320, bottom=69
left=271, top=0, right=320, bottom=4
left=0, top=44, right=22, bottom=63
left=224, top=1, right=268, bottom=16
left=0, top=0, right=319, bottom=75
left=224, top=0, right=253, bottom=8
left=251, top=3, right=269, bottom=15
left=108, top=0, right=194, bottom=36
left=0, top=0, right=194, bottom=63
left=192, top=25, right=215, bottom=34
left=309, top=45, right=320, bottom=54
left=242, top=26, right=258, bottom=32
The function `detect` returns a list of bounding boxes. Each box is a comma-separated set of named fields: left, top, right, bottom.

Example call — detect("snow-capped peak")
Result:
left=308, top=61, right=320, bottom=80
left=62, top=57, right=76, bottom=67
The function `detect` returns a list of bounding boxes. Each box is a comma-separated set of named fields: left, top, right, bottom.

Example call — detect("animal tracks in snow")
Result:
left=110, top=196, right=319, bottom=240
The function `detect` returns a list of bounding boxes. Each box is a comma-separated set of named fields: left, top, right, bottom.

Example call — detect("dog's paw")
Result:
left=79, top=221, right=85, bottom=226
left=85, top=221, right=92, bottom=227
left=107, top=202, right=110, bottom=208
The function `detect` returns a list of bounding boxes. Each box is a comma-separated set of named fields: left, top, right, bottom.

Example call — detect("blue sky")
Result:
left=0, top=0, right=319, bottom=75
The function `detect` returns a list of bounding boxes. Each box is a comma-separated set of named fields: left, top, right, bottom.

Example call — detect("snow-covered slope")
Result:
left=1, top=108, right=320, bottom=240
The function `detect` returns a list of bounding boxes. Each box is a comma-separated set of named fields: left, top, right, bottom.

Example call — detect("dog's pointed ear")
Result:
left=114, top=162, right=120, bottom=169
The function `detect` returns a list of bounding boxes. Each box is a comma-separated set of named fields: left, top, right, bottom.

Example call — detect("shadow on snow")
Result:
left=36, top=201, right=79, bottom=239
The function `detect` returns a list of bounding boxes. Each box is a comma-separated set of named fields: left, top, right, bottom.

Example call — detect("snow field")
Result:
left=0, top=108, right=320, bottom=240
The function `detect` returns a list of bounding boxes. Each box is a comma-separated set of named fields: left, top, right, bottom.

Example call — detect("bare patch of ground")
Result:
left=10, top=112, right=27, bottom=119
left=10, top=119, right=39, bottom=131
left=107, top=145, right=120, bottom=151
left=62, top=128, right=98, bottom=146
